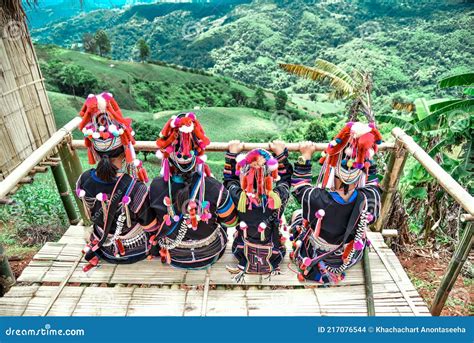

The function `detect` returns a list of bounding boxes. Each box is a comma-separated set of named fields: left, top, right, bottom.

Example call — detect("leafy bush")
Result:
left=305, top=120, right=328, bottom=142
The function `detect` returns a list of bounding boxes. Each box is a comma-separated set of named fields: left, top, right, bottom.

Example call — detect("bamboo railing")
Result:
left=0, top=118, right=472, bottom=315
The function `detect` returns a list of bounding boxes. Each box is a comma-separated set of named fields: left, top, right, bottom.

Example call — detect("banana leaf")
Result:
left=439, top=72, right=474, bottom=88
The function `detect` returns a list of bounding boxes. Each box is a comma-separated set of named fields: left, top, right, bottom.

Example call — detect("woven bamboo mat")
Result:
left=0, top=225, right=430, bottom=316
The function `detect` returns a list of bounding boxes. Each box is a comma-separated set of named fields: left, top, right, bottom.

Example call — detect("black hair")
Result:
left=96, top=147, right=124, bottom=182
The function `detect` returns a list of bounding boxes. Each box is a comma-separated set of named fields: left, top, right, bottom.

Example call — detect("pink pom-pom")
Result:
left=173, top=215, right=180, bottom=222
left=354, top=240, right=364, bottom=251
left=76, top=189, right=86, bottom=198
left=165, top=146, right=174, bottom=154
left=267, top=157, right=278, bottom=171
left=316, top=209, right=325, bottom=219
left=303, top=257, right=312, bottom=267
left=368, top=122, right=376, bottom=129
left=122, top=195, right=131, bottom=205
left=258, top=222, right=266, bottom=232
left=366, top=213, right=374, bottom=222
left=346, top=121, right=354, bottom=127
left=186, top=112, right=196, bottom=120
left=235, top=170, right=241, bottom=176
left=155, top=150, right=164, bottom=159
left=240, top=221, right=248, bottom=230
left=96, top=193, right=107, bottom=201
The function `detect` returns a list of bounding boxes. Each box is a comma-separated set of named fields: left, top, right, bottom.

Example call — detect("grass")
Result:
left=37, top=45, right=260, bottom=111
left=288, top=93, right=344, bottom=115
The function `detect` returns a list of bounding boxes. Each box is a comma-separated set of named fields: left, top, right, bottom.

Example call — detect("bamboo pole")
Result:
left=392, top=128, right=474, bottom=216
left=374, top=139, right=408, bottom=231
left=50, top=155, right=80, bottom=225
left=71, top=140, right=395, bottom=152
left=0, top=117, right=82, bottom=199
left=430, top=222, right=473, bottom=316
left=0, top=244, right=15, bottom=296
left=58, top=137, right=89, bottom=224
left=362, top=248, right=375, bottom=316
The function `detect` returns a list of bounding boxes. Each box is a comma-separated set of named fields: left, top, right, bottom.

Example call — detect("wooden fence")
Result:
left=0, top=117, right=472, bottom=315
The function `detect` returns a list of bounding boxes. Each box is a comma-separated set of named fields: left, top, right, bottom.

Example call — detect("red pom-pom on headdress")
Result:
left=317, top=121, right=383, bottom=188
left=78, top=92, right=147, bottom=182
left=156, top=112, right=211, bottom=181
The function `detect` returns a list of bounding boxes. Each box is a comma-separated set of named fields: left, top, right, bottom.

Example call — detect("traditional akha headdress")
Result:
left=155, top=112, right=211, bottom=181
left=317, top=121, right=382, bottom=189
left=78, top=92, right=148, bottom=182
left=155, top=112, right=212, bottom=232
left=235, top=148, right=281, bottom=214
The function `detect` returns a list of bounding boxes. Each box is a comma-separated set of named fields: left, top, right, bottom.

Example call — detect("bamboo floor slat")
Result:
left=0, top=225, right=430, bottom=316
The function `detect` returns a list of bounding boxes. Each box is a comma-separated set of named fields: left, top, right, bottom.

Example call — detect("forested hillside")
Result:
left=30, top=0, right=473, bottom=103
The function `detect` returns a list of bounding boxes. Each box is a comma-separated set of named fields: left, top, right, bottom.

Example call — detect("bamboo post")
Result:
left=0, top=244, right=15, bottom=296
left=374, top=139, right=408, bottom=231
left=58, top=137, right=90, bottom=225
left=50, top=154, right=80, bottom=225
left=430, top=222, right=473, bottom=316
left=362, top=248, right=375, bottom=316
left=392, top=128, right=474, bottom=216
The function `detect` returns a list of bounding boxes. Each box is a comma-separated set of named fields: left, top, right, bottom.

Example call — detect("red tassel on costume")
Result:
left=138, top=167, right=148, bottom=183
left=87, top=149, right=96, bottom=165
left=204, top=164, right=211, bottom=177
left=342, top=240, right=354, bottom=261
left=116, top=239, right=125, bottom=256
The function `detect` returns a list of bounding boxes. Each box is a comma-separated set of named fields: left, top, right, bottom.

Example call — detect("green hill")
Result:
left=31, top=0, right=473, bottom=105
left=48, top=91, right=281, bottom=177
left=49, top=91, right=279, bottom=142
left=37, top=45, right=263, bottom=113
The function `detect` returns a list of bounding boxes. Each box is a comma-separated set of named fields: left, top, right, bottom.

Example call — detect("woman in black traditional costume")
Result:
left=76, top=93, right=159, bottom=271
left=149, top=112, right=238, bottom=269
left=223, top=140, right=293, bottom=280
left=290, top=121, right=383, bottom=284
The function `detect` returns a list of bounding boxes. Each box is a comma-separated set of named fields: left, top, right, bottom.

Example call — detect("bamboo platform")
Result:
left=0, top=225, right=430, bottom=316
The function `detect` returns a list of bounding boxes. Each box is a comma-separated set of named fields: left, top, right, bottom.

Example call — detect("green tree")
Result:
left=379, top=72, right=473, bottom=241
left=58, top=64, right=83, bottom=98
left=137, top=39, right=150, bottom=62
left=305, top=120, right=328, bottom=142
left=254, top=87, right=266, bottom=110
left=95, top=30, right=111, bottom=57
left=275, top=90, right=288, bottom=111
left=230, top=88, right=248, bottom=106
left=82, top=33, right=97, bottom=54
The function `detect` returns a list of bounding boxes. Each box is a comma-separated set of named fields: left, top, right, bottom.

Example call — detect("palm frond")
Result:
left=314, top=59, right=357, bottom=88
left=279, top=63, right=354, bottom=98
left=418, top=99, right=474, bottom=128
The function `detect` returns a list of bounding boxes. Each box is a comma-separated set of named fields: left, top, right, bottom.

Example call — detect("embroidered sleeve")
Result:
left=223, top=151, right=243, bottom=204
left=273, top=148, right=293, bottom=206
left=291, top=160, right=313, bottom=204
left=129, top=182, right=149, bottom=213
left=359, top=185, right=382, bottom=224
left=128, top=182, right=159, bottom=233
left=216, top=186, right=238, bottom=227
left=136, top=197, right=160, bottom=233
